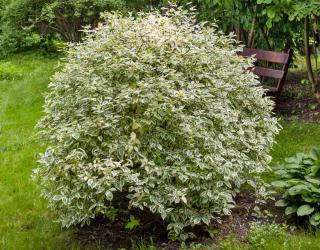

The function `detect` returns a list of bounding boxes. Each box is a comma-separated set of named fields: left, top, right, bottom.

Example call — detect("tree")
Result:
left=0, top=0, right=164, bottom=55
left=193, top=0, right=320, bottom=101
left=289, top=1, right=320, bottom=101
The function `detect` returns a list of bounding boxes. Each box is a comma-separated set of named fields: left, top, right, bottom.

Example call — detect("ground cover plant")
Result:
left=33, top=8, right=280, bottom=240
left=272, top=148, right=320, bottom=226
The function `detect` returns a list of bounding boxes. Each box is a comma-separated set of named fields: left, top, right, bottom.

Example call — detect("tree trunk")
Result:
left=247, top=5, right=257, bottom=48
left=247, top=18, right=256, bottom=48
left=284, top=33, right=292, bottom=52
left=235, top=26, right=247, bottom=45
left=304, top=16, right=320, bottom=101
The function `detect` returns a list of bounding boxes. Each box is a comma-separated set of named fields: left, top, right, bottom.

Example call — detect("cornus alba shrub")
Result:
left=34, top=8, right=279, bottom=239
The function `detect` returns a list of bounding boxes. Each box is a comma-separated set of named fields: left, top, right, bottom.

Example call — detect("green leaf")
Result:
left=285, top=156, right=300, bottom=164
left=271, top=180, right=288, bottom=188
left=275, top=199, right=288, bottom=207
left=285, top=206, right=298, bottom=215
left=266, top=19, right=273, bottom=29
left=258, top=0, right=272, bottom=4
left=297, top=205, right=314, bottom=216
left=310, top=148, right=319, bottom=161
left=311, top=165, right=320, bottom=176
left=303, top=159, right=314, bottom=165
left=267, top=9, right=276, bottom=19
left=274, top=170, right=292, bottom=179
left=125, top=215, right=139, bottom=230
left=302, top=195, right=319, bottom=203
left=287, top=179, right=304, bottom=186
left=274, top=169, right=288, bottom=175
left=286, top=164, right=301, bottom=169
left=310, top=212, right=320, bottom=226
left=306, top=177, right=320, bottom=186
left=288, top=15, right=295, bottom=21
left=288, top=185, right=309, bottom=196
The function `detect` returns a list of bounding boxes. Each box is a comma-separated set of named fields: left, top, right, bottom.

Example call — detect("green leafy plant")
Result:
left=272, top=148, right=320, bottom=226
left=105, top=207, right=118, bottom=222
left=0, top=0, right=152, bottom=56
left=33, top=6, right=279, bottom=240
left=247, top=222, right=289, bottom=249
left=207, top=226, right=218, bottom=239
left=125, top=215, right=140, bottom=230
left=217, top=234, right=243, bottom=250
left=301, top=79, right=310, bottom=86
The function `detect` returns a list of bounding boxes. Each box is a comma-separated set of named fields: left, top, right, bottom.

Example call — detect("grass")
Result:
left=0, top=51, right=74, bottom=250
left=272, top=120, right=320, bottom=164
left=0, top=51, right=320, bottom=249
left=189, top=230, right=320, bottom=250
left=293, top=54, right=320, bottom=73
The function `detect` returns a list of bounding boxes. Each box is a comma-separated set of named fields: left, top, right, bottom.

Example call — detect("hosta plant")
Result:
left=33, top=6, right=279, bottom=239
left=272, top=148, right=320, bottom=226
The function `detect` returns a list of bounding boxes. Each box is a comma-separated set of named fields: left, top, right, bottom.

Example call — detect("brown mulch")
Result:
left=213, top=192, right=285, bottom=241
left=72, top=208, right=168, bottom=249
left=71, top=191, right=286, bottom=250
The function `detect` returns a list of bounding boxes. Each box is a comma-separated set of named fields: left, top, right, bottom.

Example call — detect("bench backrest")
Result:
left=239, top=48, right=293, bottom=95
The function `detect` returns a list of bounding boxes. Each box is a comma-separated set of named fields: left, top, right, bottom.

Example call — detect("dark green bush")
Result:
left=272, top=148, right=320, bottom=226
left=0, top=0, right=162, bottom=56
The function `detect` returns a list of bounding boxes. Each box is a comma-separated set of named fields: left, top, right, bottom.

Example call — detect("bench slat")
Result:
left=241, top=48, right=289, bottom=64
left=253, top=66, right=284, bottom=79
left=238, top=47, right=293, bottom=96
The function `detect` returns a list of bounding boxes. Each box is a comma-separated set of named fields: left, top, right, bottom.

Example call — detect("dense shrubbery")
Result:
left=34, top=8, right=279, bottom=239
left=0, top=0, right=159, bottom=56
left=273, top=148, right=320, bottom=226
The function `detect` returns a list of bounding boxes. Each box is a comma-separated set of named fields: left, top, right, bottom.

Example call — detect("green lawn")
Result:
left=272, top=121, right=320, bottom=164
left=0, top=52, right=320, bottom=249
left=0, top=52, right=74, bottom=250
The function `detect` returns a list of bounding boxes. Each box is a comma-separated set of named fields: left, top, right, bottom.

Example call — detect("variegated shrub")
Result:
left=34, top=7, right=279, bottom=239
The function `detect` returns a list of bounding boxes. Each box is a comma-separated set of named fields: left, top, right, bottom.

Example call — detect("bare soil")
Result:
left=72, top=191, right=286, bottom=249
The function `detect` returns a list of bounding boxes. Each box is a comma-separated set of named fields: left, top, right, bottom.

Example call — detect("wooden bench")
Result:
left=239, top=48, right=293, bottom=96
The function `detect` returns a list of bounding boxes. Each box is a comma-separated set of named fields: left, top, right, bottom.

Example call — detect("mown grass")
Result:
left=0, top=51, right=320, bottom=249
left=187, top=230, right=320, bottom=250
left=0, top=52, right=74, bottom=250
left=272, top=120, right=320, bottom=164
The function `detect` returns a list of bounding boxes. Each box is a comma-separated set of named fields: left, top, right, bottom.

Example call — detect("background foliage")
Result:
left=0, top=0, right=163, bottom=56
left=0, top=0, right=318, bottom=56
